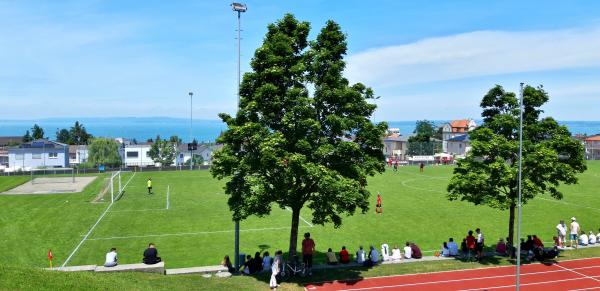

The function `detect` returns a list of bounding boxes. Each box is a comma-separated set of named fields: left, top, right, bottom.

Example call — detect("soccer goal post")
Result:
left=30, top=168, right=75, bottom=185
left=110, top=171, right=123, bottom=203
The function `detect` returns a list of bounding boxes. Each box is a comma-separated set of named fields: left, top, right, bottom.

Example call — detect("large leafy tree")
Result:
left=211, top=15, right=386, bottom=258
left=88, top=138, right=122, bottom=167
left=447, top=85, right=586, bottom=246
left=148, top=136, right=175, bottom=167
left=31, top=124, right=44, bottom=140
left=70, top=121, right=92, bottom=145
left=56, top=128, right=72, bottom=144
left=407, top=120, right=437, bottom=156
left=22, top=130, right=33, bottom=143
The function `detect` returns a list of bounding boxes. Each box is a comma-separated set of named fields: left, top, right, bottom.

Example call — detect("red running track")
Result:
left=305, top=257, right=600, bottom=291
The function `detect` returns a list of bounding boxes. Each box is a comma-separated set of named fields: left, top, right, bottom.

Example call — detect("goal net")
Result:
left=110, top=171, right=123, bottom=203
left=30, top=168, right=75, bottom=185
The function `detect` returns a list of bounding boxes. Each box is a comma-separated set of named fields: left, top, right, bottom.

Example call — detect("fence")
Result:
left=0, top=164, right=211, bottom=176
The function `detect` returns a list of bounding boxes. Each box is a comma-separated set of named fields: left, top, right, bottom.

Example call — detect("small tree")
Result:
left=169, top=135, right=182, bottom=144
left=70, top=121, right=92, bottom=145
left=22, top=130, right=33, bottom=143
left=56, top=128, right=72, bottom=144
left=148, top=138, right=175, bottom=167
left=447, top=85, right=586, bottom=246
left=88, top=138, right=122, bottom=167
left=212, top=15, right=386, bottom=258
left=407, top=120, right=437, bottom=156
left=31, top=124, right=44, bottom=140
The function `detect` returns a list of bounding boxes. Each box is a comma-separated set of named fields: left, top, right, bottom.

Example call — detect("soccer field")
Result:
left=1, top=161, right=600, bottom=269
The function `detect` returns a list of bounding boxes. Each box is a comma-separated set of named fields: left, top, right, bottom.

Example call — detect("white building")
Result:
left=123, top=143, right=155, bottom=167
left=8, top=140, right=69, bottom=170
left=442, top=119, right=477, bottom=153
left=447, top=134, right=471, bottom=156
left=68, top=145, right=89, bottom=165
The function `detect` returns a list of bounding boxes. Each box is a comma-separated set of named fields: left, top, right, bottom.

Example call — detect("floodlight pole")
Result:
left=516, top=82, right=525, bottom=291
left=231, top=1, right=246, bottom=272
left=189, top=91, right=194, bottom=171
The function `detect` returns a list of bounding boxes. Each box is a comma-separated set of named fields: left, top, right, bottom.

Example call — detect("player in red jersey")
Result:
left=376, top=192, right=382, bottom=214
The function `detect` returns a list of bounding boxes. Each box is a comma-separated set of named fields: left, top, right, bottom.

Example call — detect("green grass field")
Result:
left=1, top=161, right=599, bottom=270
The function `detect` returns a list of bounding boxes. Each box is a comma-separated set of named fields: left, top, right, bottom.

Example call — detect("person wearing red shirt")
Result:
left=533, top=235, right=544, bottom=248
left=302, top=232, right=315, bottom=275
left=339, top=246, right=350, bottom=264
left=465, top=230, right=476, bottom=261
left=376, top=193, right=383, bottom=214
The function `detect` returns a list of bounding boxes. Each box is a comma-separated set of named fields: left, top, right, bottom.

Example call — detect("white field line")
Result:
left=555, top=263, right=600, bottom=283
left=166, top=185, right=170, bottom=210
left=538, top=197, right=600, bottom=212
left=60, top=172, right=136, bottom=267
left=285, top=207, right=314, bottom=227
left=87, top=225, right=311, bottom=241
left=109, top=208, right=168, bottom=213
left=456, top=277, right=592, bottom=291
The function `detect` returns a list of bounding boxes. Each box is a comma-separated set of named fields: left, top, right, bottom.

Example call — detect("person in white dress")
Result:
left=556, top=220, right=567, bottom=248
left=270, top=251, right=282, bottom=290
left=391, top=245, right=402, bottom=261
left=589, top=231, right=597, bottom=245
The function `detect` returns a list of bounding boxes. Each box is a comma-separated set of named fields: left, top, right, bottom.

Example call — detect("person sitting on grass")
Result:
left=410, top=243, right=423, bottom=259
left=143, top=243, right=162, bottom=265
left=495, top=238, right=507, bottom=256
left=364, top=246, right=379, bottom=267
left=391, top=245, right=402, bottom=261
left=262, top=251, right=273, bottom=272
left=447, top=238, right=459, bottom=256
left=252, top=252, right=263, bottom=273
left=460, top=238, right=468, bottom=257
left=221, top=255, right=235, bottom=273
left=441, top=242, right=450, bottom=257
left=589, top=231, right=597, bottom=245
left=242, top=255, right=254, bottom=275
left=104, top=247, right=118, bottom=267
left=356, top=246, right=366, bottom=264
left=525, top=235, right=534, bottom=251
left=339, top=246, right=350, bottom=264
left=326, top=248, right=338, bottom=265
left=580, top=232, right=589, bottom=247
left=533, top=235, right=544, bottom=248
left=403, top=242, right=412, bottom=259
left=597, top=229, right=600, bottom=242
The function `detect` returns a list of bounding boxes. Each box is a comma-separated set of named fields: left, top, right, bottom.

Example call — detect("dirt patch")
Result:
left=1, top=176, right=97, bottom=195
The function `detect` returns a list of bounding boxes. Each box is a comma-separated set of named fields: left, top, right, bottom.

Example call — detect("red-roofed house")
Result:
left=442, top=119, right=477, bottom=153
left=585, top=134, right=600, bottom=160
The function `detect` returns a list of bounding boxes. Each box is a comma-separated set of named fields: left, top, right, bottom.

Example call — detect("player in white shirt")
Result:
left=104, top=248, right=118, bottom=267
left=580, top=232, right=589, bottom=246
left=589, top=231, right=597, bottom=245
left=403, top=242, right=412, bottom=259
left=356, top=246, right=366, bottom=263
left=556, top=220, right=567, bottom=248
left=391, top=245, right=402, bottom=261
left=447, top=238, right=459, bottom=256
left=570, top=217, right=581, bottom=249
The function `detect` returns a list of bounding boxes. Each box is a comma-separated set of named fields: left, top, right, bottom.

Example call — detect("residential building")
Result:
left=68, top=145, right=89, bottom=165
left=585, top=134, right=600, bottom=160
left=175, top=143, right=222, bottom=166
left=447, top=134, right=471, bottom=156
left=383, top=133, right=410, bottom=161
left=123, top=143, right=155, bottom=167
left=0, top=136, right=21, bottom=167
left=442, top=119, right=477, bottom=152
left=8, top=139, right=69, bottom=170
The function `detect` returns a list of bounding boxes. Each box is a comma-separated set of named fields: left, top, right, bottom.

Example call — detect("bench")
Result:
left=95, top=262, right=165, bottom=274
left=165, top=265, right=228, bottom=275
left=44, top=265, right=97, bottom=272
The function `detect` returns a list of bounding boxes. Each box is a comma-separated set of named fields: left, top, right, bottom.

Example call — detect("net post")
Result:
left=72, top=168, right=75, bottom=183
left=31, top=169, right=33, bottom=185
left=118, top=172, right=122, bottom=194
left=110, top=176, right=114, bottom=203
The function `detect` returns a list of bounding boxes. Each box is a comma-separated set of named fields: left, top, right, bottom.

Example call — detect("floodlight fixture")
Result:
left=231, top=2, right=247, bottom=12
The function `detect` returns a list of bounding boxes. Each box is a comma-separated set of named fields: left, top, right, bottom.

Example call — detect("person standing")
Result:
left=419, top=162, right=424, bottom=172
left=147, top=178, right=153, bottom=195
left=570, top=217, right=580, bottom=249
left=270, top=251, right=282, bottom=290
left=375, top=193, right=383, bottom=214
left=556, top=220, right=567, bottom=248
left=475, top=228, right=485, bottom=260
left=302, top=232, right=315, bottom=276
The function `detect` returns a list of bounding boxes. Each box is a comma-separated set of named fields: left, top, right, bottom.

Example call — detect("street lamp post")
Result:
left=516, top=82, right=525, bottom=291
left=231, top=1, right=246, bottom=272
left=189, top=91, right=194, bottom=171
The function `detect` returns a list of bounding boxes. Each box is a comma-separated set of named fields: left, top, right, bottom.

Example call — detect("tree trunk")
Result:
left=508, top=202, right=516, bottom=258
left=288, top=207, right=301, bottom=262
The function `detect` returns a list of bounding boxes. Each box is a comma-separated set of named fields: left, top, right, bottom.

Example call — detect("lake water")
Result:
left=1, top=118, right=599, bottom=142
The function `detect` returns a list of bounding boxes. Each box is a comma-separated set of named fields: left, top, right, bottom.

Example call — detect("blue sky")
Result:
left=1, top=0, right=600, bottom=121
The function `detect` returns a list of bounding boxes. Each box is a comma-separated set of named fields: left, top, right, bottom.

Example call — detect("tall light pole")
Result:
left=189, top=91, right=194, bottom=171
left=516, top=82, right=525, bottom=291
left=231, top=1, right=246, bottom=272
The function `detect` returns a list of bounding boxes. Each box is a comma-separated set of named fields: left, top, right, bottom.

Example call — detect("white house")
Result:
left=68, top=145, right=89, bottom=165
left=123, top=143, right=155, bottom=167
left=175, top=143, right=222, bottom=166
left=442, top=119, right=477, bottom=153
left=383, top=133, right=410, bottom=161
left=8, top=139, right=69, bottom=170
left=447, top=134, right=471, bottom=156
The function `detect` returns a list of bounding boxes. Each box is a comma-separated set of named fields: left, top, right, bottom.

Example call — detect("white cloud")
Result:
left=346, top=26, right=600, bottom=87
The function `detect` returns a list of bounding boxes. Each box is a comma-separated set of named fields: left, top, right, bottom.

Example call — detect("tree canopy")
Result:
left=211, top=14, right=386, bottom=258
left=407, top=120, right=439, bottom=156
left=447, top=84, right=586, bottom=247
left=31, top=124, right=44, bottom=140
left=148, top=136, right=175, bottom=167
left=22, top=130, right=32, bottom=143
left=88, top=138, right=122, bottom=167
